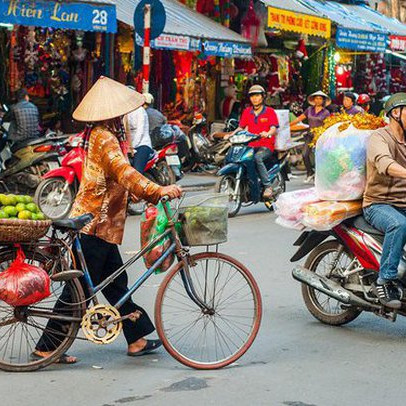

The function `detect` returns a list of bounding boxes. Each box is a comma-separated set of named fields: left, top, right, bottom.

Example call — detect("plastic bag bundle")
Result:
left=140, top=203, right=175, bottom=274
left=315, top=123, right=371, bottom=201
left=301, top=200, right=363, bottom=231
left=0, top=246, right=51, bottom=307
left=274, top=188, right=320, bottom=230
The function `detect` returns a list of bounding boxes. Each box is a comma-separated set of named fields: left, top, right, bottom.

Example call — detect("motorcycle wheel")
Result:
left=215, top=175, right=241, bottom=218
left=34, top=177, right=74, bottom=220
left=264, top=173, right=286, bottom=212
left=155, top=161, right=176, bottom=185
left=302, top=240, right=362, bottom=326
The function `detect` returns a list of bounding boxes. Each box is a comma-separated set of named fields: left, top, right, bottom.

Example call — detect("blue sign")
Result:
left=135, top=32, right=200, bottom=51
left=134, top=0, right=166, bottom=40
left=203, top=41, right=252, bottom=58
left=336, top=27, right=389, bottom=52
left=0, top=0, right=116, bottom=33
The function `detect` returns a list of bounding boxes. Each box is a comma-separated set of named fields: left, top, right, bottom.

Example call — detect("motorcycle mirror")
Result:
left=2, top=104, right=8, bottom=112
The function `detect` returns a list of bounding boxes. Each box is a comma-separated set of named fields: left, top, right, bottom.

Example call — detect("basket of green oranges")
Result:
left=0, top=194, right=51, bottom=242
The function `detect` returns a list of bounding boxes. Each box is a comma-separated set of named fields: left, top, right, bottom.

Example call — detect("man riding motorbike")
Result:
left=363, top=93, right=406, bottom=309
left=143, top=93, right=167, bottom=133
left=230, top=85, right=279, bottom=199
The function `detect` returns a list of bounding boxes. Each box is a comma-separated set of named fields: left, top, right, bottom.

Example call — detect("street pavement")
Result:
left=3, top=175, right=406, bottom=406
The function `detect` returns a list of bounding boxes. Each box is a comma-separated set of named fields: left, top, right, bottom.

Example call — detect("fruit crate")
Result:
left=177, top=194, right=228, bottom=247
left=0, top=218, right=52, bottom=242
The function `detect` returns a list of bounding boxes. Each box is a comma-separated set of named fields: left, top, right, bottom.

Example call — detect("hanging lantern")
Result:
left=241, top=0, right=260, bottom=47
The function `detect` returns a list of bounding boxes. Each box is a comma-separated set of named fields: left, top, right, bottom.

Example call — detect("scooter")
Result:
left=0, top=105, right=64, bottom=194
left=34, top=132, right=85, bottom=220
left=291, top=214, right=406, bottom=325
left=215, top=131, right=289, bottom=217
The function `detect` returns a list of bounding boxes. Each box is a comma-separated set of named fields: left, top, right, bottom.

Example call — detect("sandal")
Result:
left=127, top=339, right=162, bottom=357
left=31, top=352, right=78, bottom=364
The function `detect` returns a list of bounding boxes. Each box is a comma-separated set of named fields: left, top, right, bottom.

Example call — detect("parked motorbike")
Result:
left=34, top=132, right=85, bottom=220
left=291, top=215, right=406, bottom=326
left=0, top=105, right=65, bottom=194
left=207, top=118, right=239, bottom=167
left=215, top=131, right=289, bottom=217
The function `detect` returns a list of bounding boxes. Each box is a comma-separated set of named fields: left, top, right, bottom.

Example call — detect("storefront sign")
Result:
left=267, top=6, right=331, bottom=39
left=390, top=35, right=406, bottom=51
left=336, top=28, right=388, bottom=52
left=203, top=41, right=252, bottom=58
left=0, top=0, right=116, bottom=32
left=136, top=33, right=200, bottom=51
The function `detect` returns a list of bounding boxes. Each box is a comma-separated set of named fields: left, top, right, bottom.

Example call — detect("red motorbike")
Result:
left=35, top=133, right=181, bottom=219
left=291, top=215, right=406, bottom=326
left=34, top=132, right=85, bottom=220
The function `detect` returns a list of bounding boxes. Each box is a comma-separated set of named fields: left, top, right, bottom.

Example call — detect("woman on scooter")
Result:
left=290, top=91, right=331, bottom=183
left=33, top=77, right=182, bottom=364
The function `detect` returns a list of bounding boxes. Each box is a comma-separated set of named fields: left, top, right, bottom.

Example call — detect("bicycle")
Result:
left=0, top=196, right=262, bottom=372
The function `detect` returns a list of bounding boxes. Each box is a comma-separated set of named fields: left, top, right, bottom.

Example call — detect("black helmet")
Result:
left=384, top=93, right=406, bottom=116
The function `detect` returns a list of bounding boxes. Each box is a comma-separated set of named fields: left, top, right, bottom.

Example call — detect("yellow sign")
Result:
left=267, top=6, right=331, bottom=39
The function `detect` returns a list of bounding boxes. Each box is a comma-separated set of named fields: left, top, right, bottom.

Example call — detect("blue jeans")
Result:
left=254, top=147, right=273, bottom=187
left=363, top=204, right=406, bottom=282
left=131, top=145, right=154, bottom=174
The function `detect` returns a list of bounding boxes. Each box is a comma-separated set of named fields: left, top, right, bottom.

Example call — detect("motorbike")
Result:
left=291, top=215, right=406, bottom=326
left=34, top=132, right=85, bottom=220
left=215, top=131, right=289, bottom=217
left=0, top=105, right=65, bottom=194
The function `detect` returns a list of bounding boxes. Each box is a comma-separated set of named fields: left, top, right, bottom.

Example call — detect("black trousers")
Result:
left=36, top=235, right=155, bottom=351
left=303, top=132, right=315, bottom=177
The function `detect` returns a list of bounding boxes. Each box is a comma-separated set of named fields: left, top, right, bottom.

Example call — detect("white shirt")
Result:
left=125, top=107, right=152, bottom=149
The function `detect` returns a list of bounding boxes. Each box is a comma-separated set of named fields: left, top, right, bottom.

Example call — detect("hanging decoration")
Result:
left=371, top=53, right=387, bottom=94
left=213, top=0, right=221, bottom=22
left=223, top=0, right=231, bottom=27
left=241, top=0, right=260, bottom=47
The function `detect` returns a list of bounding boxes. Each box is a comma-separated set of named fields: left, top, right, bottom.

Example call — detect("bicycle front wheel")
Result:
left=155, top=252, right=262, bottom=369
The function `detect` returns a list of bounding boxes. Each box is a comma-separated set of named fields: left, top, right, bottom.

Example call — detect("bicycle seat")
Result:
left=53, top=213, right=94, bottom=231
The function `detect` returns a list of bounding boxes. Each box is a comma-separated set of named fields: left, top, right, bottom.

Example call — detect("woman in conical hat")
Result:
left=290, top=90, right=331, bottom=183
left=34, top=77, right=182, bottom=363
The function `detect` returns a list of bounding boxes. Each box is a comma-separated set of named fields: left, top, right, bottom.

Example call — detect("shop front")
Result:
left=0, top=0, right=117, bottom=132
left=116, top=0, right=251, bottom=124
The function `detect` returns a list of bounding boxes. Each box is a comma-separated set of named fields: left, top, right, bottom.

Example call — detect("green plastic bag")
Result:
left=140, top=202, right=175, bottom=274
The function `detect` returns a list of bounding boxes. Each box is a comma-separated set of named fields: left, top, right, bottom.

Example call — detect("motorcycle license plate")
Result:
left=165, top=155, right=181, bottom=166
left=47, top=161, right=59, bottom=170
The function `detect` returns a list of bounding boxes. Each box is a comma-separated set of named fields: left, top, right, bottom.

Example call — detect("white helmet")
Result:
left=143, top=93, right=154, bottom=105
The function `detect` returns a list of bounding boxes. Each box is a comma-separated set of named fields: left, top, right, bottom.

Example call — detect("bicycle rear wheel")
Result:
left=155, top=252, right=262, bottom=369
left=0, top=246, right=85, bottom=372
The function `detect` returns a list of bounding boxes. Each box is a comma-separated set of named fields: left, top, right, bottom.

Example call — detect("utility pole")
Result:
left=391, top=0, right=401, bottom=19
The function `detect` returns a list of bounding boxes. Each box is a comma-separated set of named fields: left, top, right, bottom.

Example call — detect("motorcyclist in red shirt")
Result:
left=231, top=85, right=279, bottom=199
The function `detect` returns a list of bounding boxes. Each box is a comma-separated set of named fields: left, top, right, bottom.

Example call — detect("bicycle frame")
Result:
left=66, top=201, right=211, bottom=313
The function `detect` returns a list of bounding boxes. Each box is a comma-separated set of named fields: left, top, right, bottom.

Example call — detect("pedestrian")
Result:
left=124, top=89, right=154, bottom=174
left=33, top=76, right=182, bottom=364
left=143, top=93, right=167, bottom=133
left=358, top=94, right=372, bottom=114
left=6, top=88, right=39, bottom=143
left=342, top=92, right=364, bottom=116
left=290, top=90, right=331, bottom=183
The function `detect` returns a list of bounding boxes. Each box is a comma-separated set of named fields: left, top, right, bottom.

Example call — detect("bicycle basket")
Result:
left=0, top=219, right=51, bottom=242
left=177, top=193, right=228, bottom=246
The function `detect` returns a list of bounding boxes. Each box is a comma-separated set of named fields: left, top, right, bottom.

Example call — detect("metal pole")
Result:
left=142, top=4, right=151, bottom=93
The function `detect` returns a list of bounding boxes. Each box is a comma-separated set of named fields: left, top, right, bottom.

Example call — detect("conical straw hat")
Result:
left=73, top=76, right=145, bottom=122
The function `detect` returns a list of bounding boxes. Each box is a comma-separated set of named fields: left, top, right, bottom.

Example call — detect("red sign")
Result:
left=390, top=35, right=406, bottom=51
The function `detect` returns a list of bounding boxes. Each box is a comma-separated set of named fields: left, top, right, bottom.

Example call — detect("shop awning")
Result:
left=0, top=0, right=117, bottom=33
left=342, top=4, right=406, bottom=51
left=116, top=0, right=252, bottom=57
left=261, top=0, right=331, bottom=38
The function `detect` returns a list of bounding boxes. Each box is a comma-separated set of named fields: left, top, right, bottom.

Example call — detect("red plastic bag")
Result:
left=0, top=246, right=51, bottom=306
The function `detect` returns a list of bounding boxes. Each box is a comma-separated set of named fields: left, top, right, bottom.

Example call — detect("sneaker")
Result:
left=263, top=187, right=274, bottom=200
left=371, top=282, right=402, bottom=309
left=304, top=174, right=315, bottom=184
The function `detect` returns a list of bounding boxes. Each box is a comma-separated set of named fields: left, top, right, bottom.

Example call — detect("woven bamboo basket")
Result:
left=0, top=219, right=52, bottom=242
